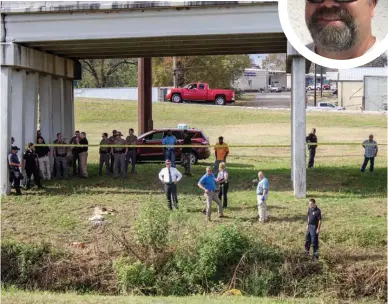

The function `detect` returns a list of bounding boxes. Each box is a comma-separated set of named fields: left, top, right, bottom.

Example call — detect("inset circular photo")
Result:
left=278, top=0, right=388, bottom=69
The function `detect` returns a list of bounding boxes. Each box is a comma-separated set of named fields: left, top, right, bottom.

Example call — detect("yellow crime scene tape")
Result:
left=30, top=143, right=387, bottom=148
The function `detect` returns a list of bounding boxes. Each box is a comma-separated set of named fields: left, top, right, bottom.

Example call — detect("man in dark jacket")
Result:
left=8, top=146, right=23, bottom=195
left=69, top=131, right=81, bottom=176
left=306, top=128, right=318, bottom=168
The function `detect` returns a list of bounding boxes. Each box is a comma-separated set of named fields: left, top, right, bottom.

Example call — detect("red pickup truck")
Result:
left=165, top=82, right=235, bottom=106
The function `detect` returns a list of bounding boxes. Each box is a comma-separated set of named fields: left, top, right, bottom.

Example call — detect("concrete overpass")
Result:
left=1, top=1, right=306, bottom=197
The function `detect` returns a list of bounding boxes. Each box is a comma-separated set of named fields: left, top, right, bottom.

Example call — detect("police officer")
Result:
left=125, top=128, right=138, bottom=175
left=8, top=146, right=23, bottom=195
left=53, top=133, right=69, bottom=179
left=305, top=198, right=322, bottom=261
left=109, top=130, right=118, bottom=174
left=99, top=132, right=111, bottom=176
left=306, top=128, right=318, bottom=168
left=23, top=143, right=43, bottom=189
left=113, top=131, right=127, bottom=179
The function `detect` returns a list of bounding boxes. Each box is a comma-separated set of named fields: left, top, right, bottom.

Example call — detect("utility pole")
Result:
left=314, top=63, right=317, bottom=106
left=173, top=56, right=177, bottom=88
left=320, top=65, right=323, bottom=98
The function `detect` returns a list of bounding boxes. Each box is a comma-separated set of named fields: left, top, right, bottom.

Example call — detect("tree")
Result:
left=152, top=55, right=252, bottom=88
left=261, top=54, right=286, bottom=71
left=362, top=52, right=387, bottom=67
left=78, top=59, right=138, bottom=88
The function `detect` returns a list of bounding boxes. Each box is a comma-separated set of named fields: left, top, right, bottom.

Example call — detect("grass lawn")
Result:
left=1, top=98, right=387, bottom=302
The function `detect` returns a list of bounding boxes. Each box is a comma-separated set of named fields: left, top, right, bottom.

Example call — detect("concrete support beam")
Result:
left=138, top=58, right=153, bottom=135
left=1, top=67, right=12, bottom=195
left=24, top=72, right=39, bottom=145
left=291, top=57, right=307, bottom=198
left=11, top=69, right=27, bottom=160
left=1, top=43, right=75, bottom=78
left=52, top=77, right=65, bottom=137
left=63, top=79, right=75, bottom=140
left=39, top=74, right=53, bottom=144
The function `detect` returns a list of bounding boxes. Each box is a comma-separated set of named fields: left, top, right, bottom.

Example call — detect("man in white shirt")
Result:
left=305, top=0, right=379, bottom=59
left=158, top=159, right=183, bottom=210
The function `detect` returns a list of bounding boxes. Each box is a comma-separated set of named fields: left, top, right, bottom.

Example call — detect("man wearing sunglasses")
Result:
left=305, top=0, right=379, bottom=60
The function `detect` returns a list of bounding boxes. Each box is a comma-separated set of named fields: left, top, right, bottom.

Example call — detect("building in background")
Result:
left=336, top=68, right=387, bottom=111
left=234, top=68, right=288, bottom=91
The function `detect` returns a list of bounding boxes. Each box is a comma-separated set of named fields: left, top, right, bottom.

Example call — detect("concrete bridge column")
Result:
left=63, top=79, right=75, bottom=141
left=52, top=77, right=65, bottom=139
left=1, top=67, right=12, bottom=195
left=287, top=42, right=306, bottom=198
left=24, top=72, right=39, bottom=145
left=39, top=74, right=54, bottom=144
left=11, top=70, right=27, bottom=160
left=138, top=58, right=153, bottom=135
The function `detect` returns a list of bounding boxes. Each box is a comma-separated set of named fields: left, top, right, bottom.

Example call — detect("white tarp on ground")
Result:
left=74, top=87, right=162, bottom=102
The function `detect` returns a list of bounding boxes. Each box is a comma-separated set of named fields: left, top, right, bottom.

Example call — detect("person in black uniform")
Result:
left=306, top=128, right=318, bottom=168
left=23, top=143, right=43, bottom=189
left=8, top=146, right=23, bottom=195
left=181, top=130, right=192, bottom=176
left=305, top=198, right=322, bottom=261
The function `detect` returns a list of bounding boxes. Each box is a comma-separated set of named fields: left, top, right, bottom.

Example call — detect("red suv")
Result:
left=136, top=128, right=210, bottom=165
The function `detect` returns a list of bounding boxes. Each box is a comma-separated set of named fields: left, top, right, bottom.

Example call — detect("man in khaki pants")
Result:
left=78, top=132, right=89, bottom=178
left=256, top=171, right=269, bottom=222
left=197, top=167, right=224, bottom=221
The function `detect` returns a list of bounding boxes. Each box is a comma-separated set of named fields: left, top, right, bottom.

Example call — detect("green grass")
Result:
left=1, top=289, right=382, bottom=304
left=2, top=98, right=387, bottom=302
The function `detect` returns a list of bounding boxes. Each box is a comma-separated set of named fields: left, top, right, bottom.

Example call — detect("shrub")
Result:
left=1, top=240, right=56, bottom=288
left=134, top=200, right=170, bottom=252
left=114, top=258, right=155, bottom=294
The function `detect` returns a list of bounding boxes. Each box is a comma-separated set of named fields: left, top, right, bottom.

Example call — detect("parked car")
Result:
left=317, top=102, right=345, bottom=110
left=136, top=127, right=210, bottom=165
left=165, top=82, right=235, bottom=105
left=269, top=86, right=282, bottom=93
left=307, top=85, right=321, bottom=91
left=322, top=84, right=330, bottom=90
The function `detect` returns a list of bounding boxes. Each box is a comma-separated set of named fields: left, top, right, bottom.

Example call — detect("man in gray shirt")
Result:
left=361, top=134, right=378, bottom=173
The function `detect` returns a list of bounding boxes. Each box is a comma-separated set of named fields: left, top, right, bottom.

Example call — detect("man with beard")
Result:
left=305, top=0, right=379, bottom=60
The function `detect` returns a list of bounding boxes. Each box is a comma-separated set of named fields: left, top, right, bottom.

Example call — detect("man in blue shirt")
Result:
left=256, top=171, right=269, bottom=222
left=162, top=130, right=177, bottom=167
left=305, top=198, right=322, bottom=261
left=198, top=167, right=224, bottom=221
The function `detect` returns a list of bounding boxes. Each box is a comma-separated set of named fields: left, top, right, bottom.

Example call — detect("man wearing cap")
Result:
left=213, top=136, right=229, bottom=176
left=53, top=132, right=69, bottom=179
left=23, top=143, right=43, bottom=189
left=113, top=131, right=127, bottom=179
left=125, top=128, right=138, bottom=175
left=158, top=159, right=183, bottom=210
left=361, top=134, right=378, bottom=173
left=162, top=130, right=177, bottom=167
left=8, top=146, right=23, bottom=195
left=198, top=167, right=224, bottom=221
left=109, top=130, right=118, bottom=174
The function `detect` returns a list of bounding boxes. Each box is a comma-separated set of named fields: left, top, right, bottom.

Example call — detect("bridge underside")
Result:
left=21, top=33, right=286, bottom=59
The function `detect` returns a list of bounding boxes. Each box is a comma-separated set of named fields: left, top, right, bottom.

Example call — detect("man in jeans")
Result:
left=198, top=167, right=224, bottom=221
left=361, top=134, right=378, bottom=173
left=162, top=130, right=177, bottom=167
left=53, top=133, right=69, bottom=179
left=256, top=171, right=269, bottom=222
left=158, top=159, right=182, bottom=210
left=305, top=198, right=322, bottom=261
left=213, top=136, right=229, bottom=176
